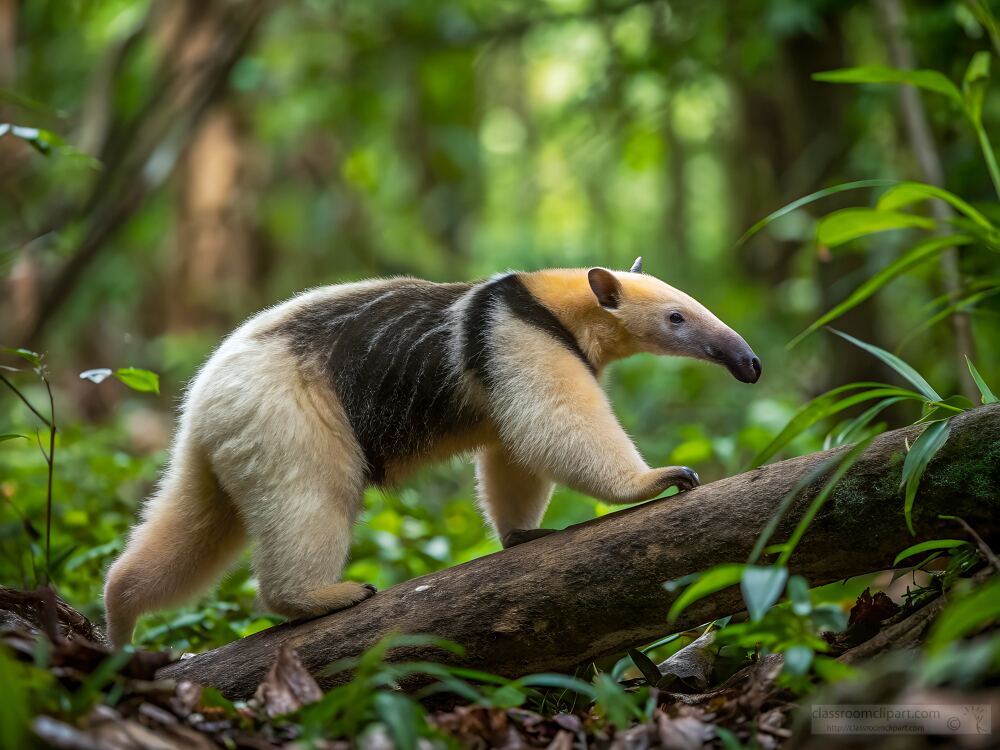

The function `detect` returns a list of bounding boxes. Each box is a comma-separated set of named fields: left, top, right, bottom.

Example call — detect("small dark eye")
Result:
left=669, top=312, right=684, bottom=324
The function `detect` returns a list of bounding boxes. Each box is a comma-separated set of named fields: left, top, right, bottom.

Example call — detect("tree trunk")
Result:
left=160, top=405, right=1000, bottom=699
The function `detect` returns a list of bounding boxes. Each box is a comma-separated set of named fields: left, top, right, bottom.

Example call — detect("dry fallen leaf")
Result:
left=253, top=643, right=324, bottom=718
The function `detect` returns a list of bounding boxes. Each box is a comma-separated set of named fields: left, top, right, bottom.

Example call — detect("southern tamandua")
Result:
left=104, top=259, right=760, bottom=646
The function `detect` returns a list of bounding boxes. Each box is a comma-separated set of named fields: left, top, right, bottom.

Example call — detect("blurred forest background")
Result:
left=0, top=0, right=998, bottom=649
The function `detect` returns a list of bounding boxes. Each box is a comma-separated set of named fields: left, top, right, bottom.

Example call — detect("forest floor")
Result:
left=2, top=576, right=997, bottom=750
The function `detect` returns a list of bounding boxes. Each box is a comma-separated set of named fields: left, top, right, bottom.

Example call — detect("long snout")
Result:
left=703, top=336, right=761, bottom=384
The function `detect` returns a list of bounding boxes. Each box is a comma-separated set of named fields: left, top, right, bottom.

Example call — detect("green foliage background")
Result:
left=1, top=0, right=998, bottom=652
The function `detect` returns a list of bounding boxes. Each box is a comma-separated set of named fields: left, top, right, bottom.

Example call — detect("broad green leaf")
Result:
left=829, top=329, right=941, bottom=401
left=811, top=602, right=850, bottom=633
left=901, top=419, right=952, bottom=534
left=817, top=208, right=935, bottom=248
left=114, top=367, right=160, bottom=394
left=813, top=66, right=963, bottom=106
left=741, top=566, right=788, bottom=621
left=966, top=357, right=998, bottom=404
left=0, top=648, right=30, bottom=750
left=963, top=51, right=991, bottom=126
left=787, top=575, right=812, bottom=616
left=735, top=179, right=896, bottom=248
left=893, top=539, right=968, bottom=567
left=927, top=577, right=1000, bottom=651
left=1, top=347, right=41, bottom=367
left=627, top=648, right=663, bottom=686
left=750, top=383, right=924, bottom=467
left=782, top=645, right=814, bottom=676
left=667, top=563, right=745, bottom=621
left=790, top=235, right=973, bottom=347
left=373, top=692, right=423, bottom=750
left=877, top=182, right=994, bottom=232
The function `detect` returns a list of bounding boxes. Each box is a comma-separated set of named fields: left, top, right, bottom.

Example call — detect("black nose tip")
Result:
left=739, top=355, right=761, bottom=383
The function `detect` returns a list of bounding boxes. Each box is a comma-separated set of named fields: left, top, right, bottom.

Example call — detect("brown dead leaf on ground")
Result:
left=253, top=643, right=324, bottom=718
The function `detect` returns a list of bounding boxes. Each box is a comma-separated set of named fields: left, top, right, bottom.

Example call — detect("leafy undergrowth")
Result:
left=2, top=568, right=998, bottom=750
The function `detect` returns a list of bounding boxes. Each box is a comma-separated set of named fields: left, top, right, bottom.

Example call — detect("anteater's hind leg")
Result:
left=209, top=372, right=376, bottom=621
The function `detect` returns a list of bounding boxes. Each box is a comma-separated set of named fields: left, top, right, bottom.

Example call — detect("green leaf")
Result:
left=790, top=235, right=974, bottom=347
left=0, top=434, right=27, bottom=443
left=593, top=673, right=643, bottom=729
left=963, top=51, right=991, bottom=126
left=893, top=539, right=968, bottom=567
left=0, top=648, right=30, bottom=750
left=811, top=602, right=849, bottom=633
left=1, top=347, right=41, bottom=367
left=627, top=648, right=664, bottom=686
left=830, top=396, right=907, bottom=447
left=782, top=645, right=814, bottom=676
left=0, top=123, right=68, bottom=155
left=813, top=655, right=858, bottom=683
left=927, top=578, right=1000, bottom=651
left=813, top=66, right=963, bottom=106
left=966, top=357, right=998, bottom=404
left=741, top=566, right=788, bottom=621
left=829, top=329, right=942, bottom=401
left=515, top=673, right=597, bottom=699
left=114, top=367, right=160, bottom=394
left=734, top=179, right=896, bottom=248
left=787, top=575, right=812, bottom=616
left=816, top=208, right=935, bottom=248
left=877, top=182, right=994, bottom=232
left=667, top=563, right=745, bottom=621
left=714, top=727, right=745, bottom=750
left=901, top=419, right=952, bottom=535
left=373, top=692, right=424, bottom=750
left=749, top=383, right=924, bottom=467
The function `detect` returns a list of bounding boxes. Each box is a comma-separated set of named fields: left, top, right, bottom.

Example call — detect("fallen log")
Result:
left=160, top=404, right=1000, bottom=699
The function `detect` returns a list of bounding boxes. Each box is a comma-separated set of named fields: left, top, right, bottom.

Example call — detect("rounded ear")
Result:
left=629, top=256, right=643, bottom=273
left=588, top=267, right=623, bottom=309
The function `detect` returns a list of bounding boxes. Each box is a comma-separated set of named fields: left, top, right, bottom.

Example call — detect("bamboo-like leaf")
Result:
left=876, top=182, right=994, bottom=232
left=735, top=179, right=896, bottom=248
left=898, top=284, right=1000, bottom=351
left=830, top=396, right=907, bottom=447
left=816, top=208, right=935, bottom=248
left=829, top=329, right=942, bottom=401
left=893, top=539, right=968, bottom=567
left=927, top=577, right=1000, bottom=652
left=789, top=235, right=973, bottom=348
left=749, top=383, right=924, bottom=468
left=901, top=419, right=952, bottom=535
left=813, top=66, right=963, bottom=106
left=966, top=357, right=998, bottom=404
left=963, top=51, right=991, bottom=126
left=666, top=563, right=745, bottom=622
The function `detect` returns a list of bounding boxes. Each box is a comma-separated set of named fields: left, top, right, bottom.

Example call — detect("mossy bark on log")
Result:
left=159, top=404, right=1000, bottom=700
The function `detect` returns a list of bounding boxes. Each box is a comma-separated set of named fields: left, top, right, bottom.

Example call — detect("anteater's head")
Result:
left=585, top=258, right=761, bottom=383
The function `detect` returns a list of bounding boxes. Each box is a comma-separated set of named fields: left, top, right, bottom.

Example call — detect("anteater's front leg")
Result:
left=490, top=336, right=700, bottom=505
left=476, top=443, right=556, bottom=548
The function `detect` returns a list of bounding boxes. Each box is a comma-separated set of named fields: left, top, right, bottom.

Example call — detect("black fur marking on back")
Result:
left=463, top=274, right=596, bottom=388
left=277, top=281, right=475, bottom=484
left=276, top=275, right=592, bottom=483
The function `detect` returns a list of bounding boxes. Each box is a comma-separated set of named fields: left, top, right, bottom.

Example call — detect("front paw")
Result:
left=654, top=465, right=701, bottom=493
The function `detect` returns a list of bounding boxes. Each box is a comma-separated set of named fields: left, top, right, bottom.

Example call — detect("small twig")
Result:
left=940, top=514, right=1000, bottom=575
left=43, top=375, right=56, bottom=587
left=0, top=373, right=51, bottom=426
